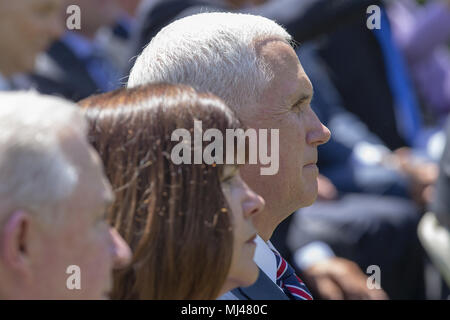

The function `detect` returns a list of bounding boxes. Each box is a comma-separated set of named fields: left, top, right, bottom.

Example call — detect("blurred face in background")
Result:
left=0, top=0, right=64, bottom=76
left=67, top=0, right=122, bottom=38
left=117, top=0, right=141, bottom=17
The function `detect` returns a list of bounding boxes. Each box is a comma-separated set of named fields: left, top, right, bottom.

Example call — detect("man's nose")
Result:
left=109, top=228, right=132, bottom=270
left=307, top=111, right=331, bottom=147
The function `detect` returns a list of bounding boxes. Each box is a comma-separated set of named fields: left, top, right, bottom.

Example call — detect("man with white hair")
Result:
left=0, top=91, right=131, bottom=299
left=128, top=12, right=375, bottom=300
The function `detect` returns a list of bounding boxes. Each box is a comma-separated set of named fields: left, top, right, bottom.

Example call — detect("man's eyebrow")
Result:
left=291, top=78, right=314, bottom=106
left=291, top=91, right=313, bottom=106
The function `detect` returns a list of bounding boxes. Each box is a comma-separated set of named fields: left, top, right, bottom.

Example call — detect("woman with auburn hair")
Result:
left=79, top=83, right=264, bottom=300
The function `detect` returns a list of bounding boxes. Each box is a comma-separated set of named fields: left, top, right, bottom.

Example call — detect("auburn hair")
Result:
left=80, top=84, right=242, bottom=300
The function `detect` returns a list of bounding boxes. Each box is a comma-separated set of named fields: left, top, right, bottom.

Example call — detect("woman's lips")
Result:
left=304, top=163, right=317, bottom=168
left=246, top=234, right=257, bottom=244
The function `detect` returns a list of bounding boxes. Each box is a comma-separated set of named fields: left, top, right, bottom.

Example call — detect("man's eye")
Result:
left=292, top=102, right=303, bottom=112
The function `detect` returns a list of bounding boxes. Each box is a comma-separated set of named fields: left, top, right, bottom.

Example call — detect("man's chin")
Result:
left=296, top=190, right=318, bottom=209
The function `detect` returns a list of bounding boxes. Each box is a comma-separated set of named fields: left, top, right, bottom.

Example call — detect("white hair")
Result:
left=128, top=12, right=292, bottom=113
left=0, top=91, right=86, bottom=225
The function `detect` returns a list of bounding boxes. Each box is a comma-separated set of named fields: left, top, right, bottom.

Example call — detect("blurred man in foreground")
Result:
left=0, top=91, right=131, bottom=299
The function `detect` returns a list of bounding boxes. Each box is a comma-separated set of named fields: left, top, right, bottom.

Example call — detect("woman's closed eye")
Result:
left=221, top=165, right=240, bottom=184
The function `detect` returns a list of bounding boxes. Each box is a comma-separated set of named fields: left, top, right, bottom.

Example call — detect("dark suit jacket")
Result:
left=230, top=267, right=289, bottom=300
left=30, top=40, right=102, bottom=102
left=317, top=12, right=409, bottom=150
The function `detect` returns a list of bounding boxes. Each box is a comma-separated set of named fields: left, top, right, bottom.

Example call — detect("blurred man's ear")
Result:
left=0, top=211, right=33, bottom=280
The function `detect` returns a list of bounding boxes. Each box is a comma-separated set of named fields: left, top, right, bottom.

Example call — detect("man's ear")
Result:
left=0, top=210, right=33, bottom=278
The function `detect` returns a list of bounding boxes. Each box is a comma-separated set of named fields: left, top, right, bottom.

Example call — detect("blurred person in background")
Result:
left=0, top=0, right=63, bottom=90
left=80, top=84, right=264, bottom=299
left=314, top=1, right=446, bottom=166
left=387, top=0, right=450, bottom=139
left=132, top=0, right=377, bottom=62
left=31, top=0, right=123, bottom=101
left=419, top=117, right=450, bottom=298
left=97, top=0, right=143, bottom=77
left=0, top=91, right=131, bottom=299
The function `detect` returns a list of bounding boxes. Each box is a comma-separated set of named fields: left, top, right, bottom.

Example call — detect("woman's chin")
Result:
left=235, top=265, right=260, bottom=288
left=221, top=266, right=260, bottom=295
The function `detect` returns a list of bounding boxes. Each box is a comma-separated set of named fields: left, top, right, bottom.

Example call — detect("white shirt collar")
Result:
left=217, top=235, right=282, bottom=299
left=253, top=235, right=278, bottom=283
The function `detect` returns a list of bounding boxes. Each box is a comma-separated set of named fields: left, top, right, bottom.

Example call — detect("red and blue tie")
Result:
left=273, top=250, right=313, bottom=300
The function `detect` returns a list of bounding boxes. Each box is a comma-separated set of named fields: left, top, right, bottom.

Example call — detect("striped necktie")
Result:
left=272, top=250, right=313, bottom=300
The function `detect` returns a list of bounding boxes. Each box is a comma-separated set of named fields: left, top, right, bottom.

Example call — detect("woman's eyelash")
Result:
left=222, top=172, right=236, bottom=182
left=221, top=168, right=239, bottom=183
left=222, top=176, right=233, bottom=183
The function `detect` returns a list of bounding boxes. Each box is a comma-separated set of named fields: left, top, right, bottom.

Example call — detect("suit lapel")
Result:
left=231, top=267, right=289, bottom=300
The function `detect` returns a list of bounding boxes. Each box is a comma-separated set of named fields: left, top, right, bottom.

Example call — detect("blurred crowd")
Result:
left=0, top=0, right=449, bottom=300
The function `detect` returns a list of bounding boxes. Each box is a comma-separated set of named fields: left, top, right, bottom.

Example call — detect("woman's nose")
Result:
left=109, top=228, right=132, bottom=270
left=243, top=187, right=265, bottom=220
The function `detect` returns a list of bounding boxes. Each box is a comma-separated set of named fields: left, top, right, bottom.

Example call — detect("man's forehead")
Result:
left=69, top=147, right=113, bottom=209
left=256, top=40, right=308, bottom=86
left=256, top=41, right=311, bottom=98
left=255, top=39, right=297, bottom=66
left=296, top=75, right=314, bottom=96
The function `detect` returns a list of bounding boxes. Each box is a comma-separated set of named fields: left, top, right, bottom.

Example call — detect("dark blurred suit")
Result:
left=31, top=32, right=121, bottom=102
left=133, top=0, right=381, bottom=59
left=31, top=40, right=100, bottom=102
left=316, top=7, right=421, bottom=150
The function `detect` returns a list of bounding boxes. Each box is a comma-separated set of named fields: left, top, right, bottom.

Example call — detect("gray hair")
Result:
left=0, top=91, right=86, bottom=226
left=128, top=12, right=292, bottom=114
